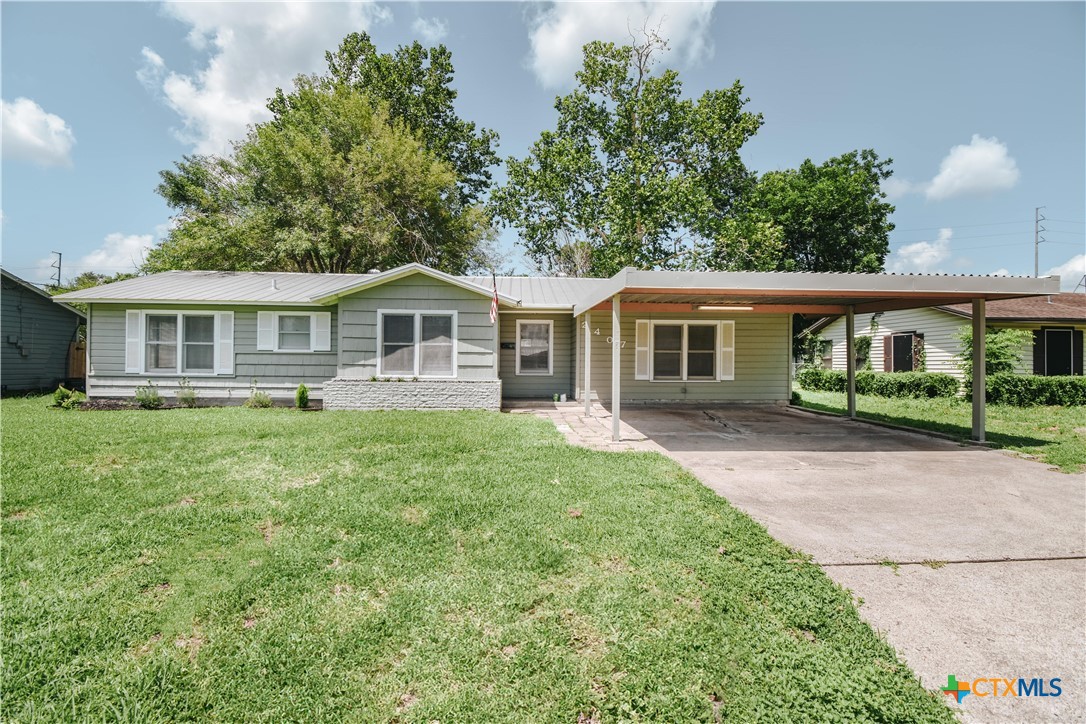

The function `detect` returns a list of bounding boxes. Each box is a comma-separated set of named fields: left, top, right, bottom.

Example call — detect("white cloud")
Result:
left=881, top=177, right=915, bottom=201
left=36, top=233, right=153, bottom=281
left=139, top=1, right=389, bottom=155
left=412, top=16, right=448, bottom=43
left=989, top=268, right=1010, bottom=277
left=887, top=135, right=1020, bottom=202
left=526, top=1, right=716, bottom=88
left=887, top=228, right=953, bottom=274
left=1, top=97, right=76, bottom=167
left=1044, top=254, right=1086, bottom=291
left=925, top=135, right=1020, bottom=201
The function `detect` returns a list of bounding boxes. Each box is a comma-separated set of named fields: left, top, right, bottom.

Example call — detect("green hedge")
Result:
left=795, top=368, right=960, bottom=399
left=984, top=373, right=1086, bottom=406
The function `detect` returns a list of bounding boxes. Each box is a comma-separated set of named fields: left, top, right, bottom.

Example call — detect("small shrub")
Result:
left=295, top=383, right=309, bottom=409
left=175, top=377, right=199, bottom=408
left=790, top=391, right=802, bottom=405
left=135, top=381, right=164, bottom=410
left=245, top=390, right=274, bottom=408
left=795, top=367, right=847, bottom=393
left=984, top=373, right=1086, bottom=406
left=856, top=371, right=959, bottom=399
left=60, top=390, right=86, bottom=409
left=51, top=385, right=73, bottom=407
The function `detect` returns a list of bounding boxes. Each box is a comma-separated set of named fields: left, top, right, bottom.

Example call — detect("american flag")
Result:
left=489, top=272, right=499, bottom=324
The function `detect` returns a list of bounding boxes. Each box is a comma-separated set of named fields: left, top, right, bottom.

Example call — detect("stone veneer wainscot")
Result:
left=322, top=378, right=502, bottom=410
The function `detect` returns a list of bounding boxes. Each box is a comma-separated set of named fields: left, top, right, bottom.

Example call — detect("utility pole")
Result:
left=1034, top=207, right=1046, bottom=277
left=49, top=251, right=62, bottom=287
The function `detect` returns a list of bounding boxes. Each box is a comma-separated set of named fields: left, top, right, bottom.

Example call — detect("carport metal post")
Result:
left=612, top=294, right=621, bottom=442
left=584, top=312, right=592, bottom=416
left=972, top=298, right=986, bottom=442
left=845, top=305, right=857, bottom=418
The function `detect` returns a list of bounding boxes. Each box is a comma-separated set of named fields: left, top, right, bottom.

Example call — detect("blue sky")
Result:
left=2, top=1, right=1084, bottom=288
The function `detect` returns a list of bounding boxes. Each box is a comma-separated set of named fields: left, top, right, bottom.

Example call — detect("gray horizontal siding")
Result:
left=1, top=281, right=83, bottom=391
left=88, top=304, right=338, bottom=393
left=337, top=274, right=496, bottom=379
left=575, top=311, right=790, bottom=403
left=499, top=313, right=574, bottom=399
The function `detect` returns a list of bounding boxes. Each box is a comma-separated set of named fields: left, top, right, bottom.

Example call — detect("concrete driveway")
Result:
left=530, top=404, right=1086, bottom=722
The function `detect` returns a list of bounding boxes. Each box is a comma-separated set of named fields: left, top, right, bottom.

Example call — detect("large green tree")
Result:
left=490, top=33, right=763, bottom=277
left=716, top=150, right=896, bottom=273
left=311, top=32, right=499, bottom=207
left=146, top=80, right=490, bottom=275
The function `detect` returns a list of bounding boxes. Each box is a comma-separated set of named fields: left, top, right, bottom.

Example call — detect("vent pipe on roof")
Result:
left=272, top=279, right=278, bottom=290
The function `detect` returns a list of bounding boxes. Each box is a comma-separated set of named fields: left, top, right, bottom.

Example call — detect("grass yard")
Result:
left=795, top=390, right=1086, bottom=473
left=2, top=397, right=951, bottom=722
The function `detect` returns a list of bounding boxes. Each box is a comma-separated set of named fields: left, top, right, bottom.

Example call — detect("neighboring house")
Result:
left=1, top=268, right=86, bottom=394
left=808, top=293, right=1085, bottom=378
left=54, top=264, right=1058, bottom=428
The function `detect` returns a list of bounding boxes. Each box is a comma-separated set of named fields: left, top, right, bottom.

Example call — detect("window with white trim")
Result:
left=378, top=310, right=457, bottom=377
left=256, top=311, right=332, bottom=353
left=516, top=320, right=552, bottom=375
left=278, top=314, right=312, bottom=350
left=133, top=311, right=232, bottom=375
left=647, top=320, right=734, bottom=381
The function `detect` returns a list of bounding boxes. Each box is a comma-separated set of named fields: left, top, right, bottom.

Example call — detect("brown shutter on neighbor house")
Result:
left=883, top=335, right=893, bottom=372
left=1032, top=330, right=1046, bottom=375
left=1073, top=330, right=1084, bottom=376
left=912, top=334, right=925, bottom=371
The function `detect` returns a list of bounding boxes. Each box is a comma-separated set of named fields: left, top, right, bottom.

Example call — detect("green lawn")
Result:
left=795, top=390, right=1086, bottom=473
left=2, top=397, right=951, bottom=722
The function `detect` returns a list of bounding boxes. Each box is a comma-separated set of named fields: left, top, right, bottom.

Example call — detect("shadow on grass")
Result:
left=796, top=399, right=1054, bottom=450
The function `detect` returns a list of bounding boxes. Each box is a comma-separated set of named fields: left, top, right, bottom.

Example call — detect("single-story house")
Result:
left=807, top=293, right=1085, bottom=378
left=2, top=267, right=86, bottom=394
left=55, top=263, right=1060, bottom=441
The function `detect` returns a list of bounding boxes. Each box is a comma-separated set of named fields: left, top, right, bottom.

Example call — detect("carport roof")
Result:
left=570, top=269, right=1061, bottom=316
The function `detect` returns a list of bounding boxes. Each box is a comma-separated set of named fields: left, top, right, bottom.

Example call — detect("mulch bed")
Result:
left=77, top=399, right=323, bottom=411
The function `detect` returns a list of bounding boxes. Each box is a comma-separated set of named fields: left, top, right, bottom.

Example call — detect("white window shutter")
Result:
left=314, top=312, right=332, bottom=351
left=125, top=310, right=141, bottom=373
left=216, top=312, right=234, bottom=374
left=257, top=311, right=275, bottom=351
left=634, top=320, right=650, bottom=380
left=719, top=321, right=735, bottom=381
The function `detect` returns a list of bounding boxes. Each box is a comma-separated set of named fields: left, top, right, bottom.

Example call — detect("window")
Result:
left=278, top=314, right=312, bottom=351
left=135, top=311, right=230, bottom=375
left=183, top=315, right=215, bottom=372
left=146, top=315, right=178, bottom=373
left=256, top=311, right=331, bottom=353
left=648, top=321, right=733, bottom=381
left=1034, top=328, right=1084, bottom=376
left=820, top=340, right=833, bottom=369
left=378, top=310, right=457, bottom=377
left=516, top=320, right=552, bottom=375
left=885, top=332, right=923, bottom=372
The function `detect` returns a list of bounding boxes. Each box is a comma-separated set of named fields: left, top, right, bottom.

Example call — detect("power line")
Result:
left=891, top=220, right=1029, bottom=232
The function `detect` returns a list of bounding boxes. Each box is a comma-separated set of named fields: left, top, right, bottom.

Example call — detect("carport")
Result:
left=571, top=270, right=1060, bottom=442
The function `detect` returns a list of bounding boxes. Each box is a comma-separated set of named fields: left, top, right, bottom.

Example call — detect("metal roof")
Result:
left=52, top=270, right=367, bottom=306
left=571, top=268, right=1062, bottom=316
left=53, top=264, right=1063, bottom=315
left=461, top=275, right=607, bottom=308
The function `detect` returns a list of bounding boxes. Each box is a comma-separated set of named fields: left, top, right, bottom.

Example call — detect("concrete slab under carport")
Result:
left=530, top=403, right=1086, bottom=722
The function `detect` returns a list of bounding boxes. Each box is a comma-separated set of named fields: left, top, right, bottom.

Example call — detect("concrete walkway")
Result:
left=513, top=403, right=1086, bottom=723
